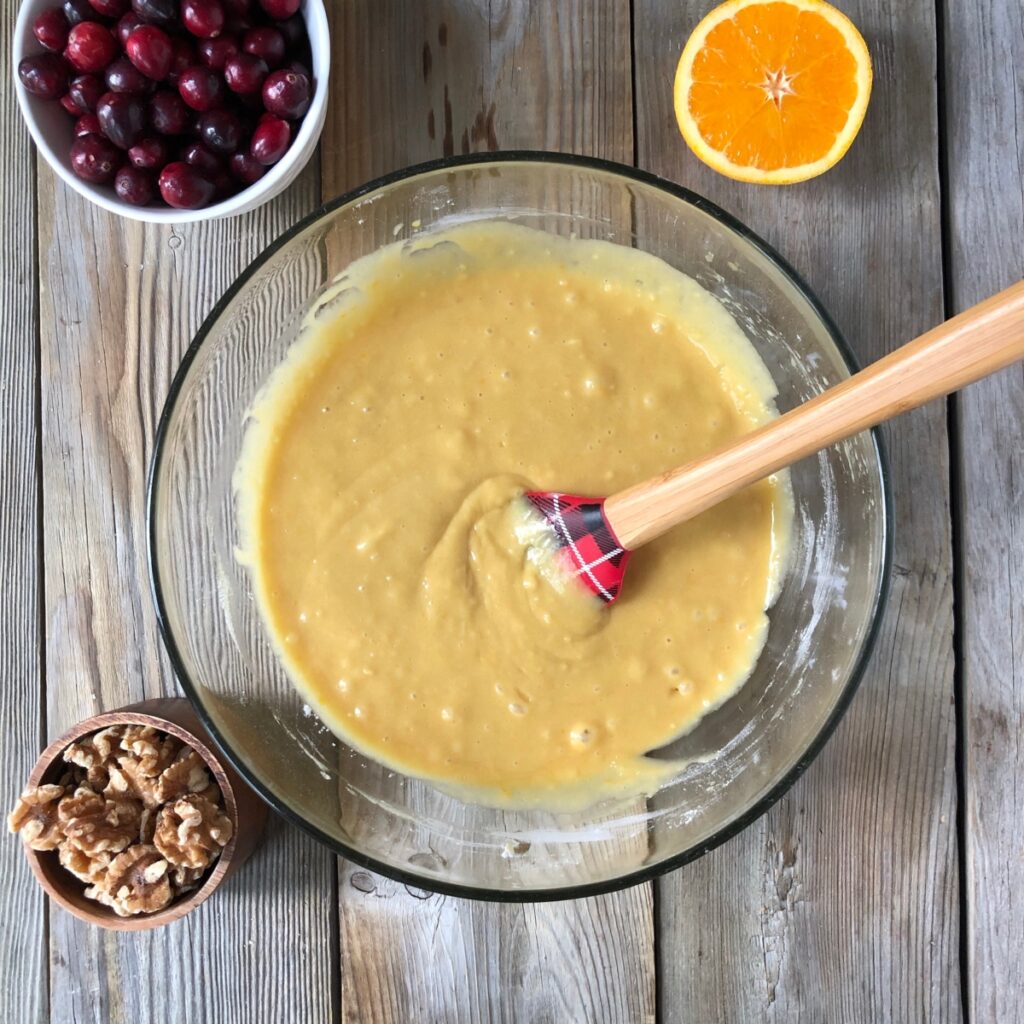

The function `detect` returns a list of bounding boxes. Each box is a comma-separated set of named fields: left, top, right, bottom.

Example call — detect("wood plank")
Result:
left=322, top=0, right=634, bottom=195
left=634, top=0, right=961, bottom=1019
left=338, top=863, right=653, bottom=1024
left=323, top=3, right=654, bottom=1022
left=36, top=165, right=337, bottom=1020
left=942, top=1, right=1024, bottom=1019
left=1, top=0, right=46, bottom=1019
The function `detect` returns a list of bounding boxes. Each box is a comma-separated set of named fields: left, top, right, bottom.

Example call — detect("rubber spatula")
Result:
left=525, top=279, right=1024, bottom=603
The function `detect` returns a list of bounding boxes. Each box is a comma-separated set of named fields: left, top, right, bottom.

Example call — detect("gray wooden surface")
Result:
left=1, top=3, right=46, bottom=1021
left=943, top=1, right=1024, bottom=1021
left=2, top=0, right=1021, bottom=1020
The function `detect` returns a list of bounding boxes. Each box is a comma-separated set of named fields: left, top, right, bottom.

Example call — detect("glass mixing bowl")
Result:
left=149, top=153, right=891, bottom=900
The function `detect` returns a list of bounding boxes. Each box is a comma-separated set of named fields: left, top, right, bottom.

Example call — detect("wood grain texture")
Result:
left=322, top=0, right=634, bottom=195
left=0, top=1, right=46, bottom=1020
left=942, top=0, right=1024, bottom=1019
left=323, top=3, right=653, bottom=1023
left=635, top=0, right=961, bottom=1019
left=35, top=165, right=337, bottom=1022
left=338, top=861, right=653, bottom=1024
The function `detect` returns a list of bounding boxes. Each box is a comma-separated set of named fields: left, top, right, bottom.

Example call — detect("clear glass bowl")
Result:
left=149, top=154, right=891, bottom=900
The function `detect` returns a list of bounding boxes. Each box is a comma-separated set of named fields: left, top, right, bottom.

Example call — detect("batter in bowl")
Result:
left=235, top=222, right=791, bottom=809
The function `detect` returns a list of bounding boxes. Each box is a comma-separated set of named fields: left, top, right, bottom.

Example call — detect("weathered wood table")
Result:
left=3, top=1, right=1021, bottom=1020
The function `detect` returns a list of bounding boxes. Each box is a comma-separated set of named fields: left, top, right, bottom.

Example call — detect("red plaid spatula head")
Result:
left=523, top=492, right=632, bottom=603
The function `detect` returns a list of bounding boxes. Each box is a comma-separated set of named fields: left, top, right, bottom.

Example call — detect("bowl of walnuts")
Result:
left=7, top=698, right=267, bottom=929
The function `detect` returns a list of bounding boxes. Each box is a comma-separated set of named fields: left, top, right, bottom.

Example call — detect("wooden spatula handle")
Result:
left=604, top=279, right=1024, bottom=550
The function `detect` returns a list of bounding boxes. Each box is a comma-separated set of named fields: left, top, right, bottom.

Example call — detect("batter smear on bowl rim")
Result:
left=234, top=221, right=792, bottom=809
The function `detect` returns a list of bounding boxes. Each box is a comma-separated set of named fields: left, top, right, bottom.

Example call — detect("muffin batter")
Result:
left=235, top=222, right=790, bottom=808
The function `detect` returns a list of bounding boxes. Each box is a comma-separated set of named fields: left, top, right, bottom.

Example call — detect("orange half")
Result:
left=674, top=0, right=872, bottom=184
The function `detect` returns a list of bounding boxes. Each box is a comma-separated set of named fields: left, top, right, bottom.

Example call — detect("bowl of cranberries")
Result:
left=13, top=0, right=329, bottom=221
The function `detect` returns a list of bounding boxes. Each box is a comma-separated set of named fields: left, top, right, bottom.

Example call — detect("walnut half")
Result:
left=64, top=727, right=124, bottom=771
left=153, top=749, right=212, bottom=804
left=7, top=784, right=65, bottom=851
left=86, top=844, right=173, bottom=917
left=58, top=787, right=138, bottom=857
left=105, top=756, right=161, bottom=809
left=154, top=794, right=233, bottom=870
left=119, top=726, right=180, bottom=778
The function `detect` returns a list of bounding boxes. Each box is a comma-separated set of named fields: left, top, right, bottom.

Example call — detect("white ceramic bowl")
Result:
left=12, top=0, right=329, bottom=224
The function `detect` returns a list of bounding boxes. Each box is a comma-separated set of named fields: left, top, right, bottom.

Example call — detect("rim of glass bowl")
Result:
left=148, top=151, right=894, bottom=903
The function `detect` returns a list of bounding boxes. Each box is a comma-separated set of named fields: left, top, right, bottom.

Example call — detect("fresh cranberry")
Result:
left=286, top=58, right=310, bottom=78
left=114, top=11, right=143, bottom=44
left=114, top=164, right=154, bottom=204
left=18, top=54, right=71, bottom=99
left=223, top=52, right=265, bottom=94
left=105, top=55, right=152, bottom=93
left=70, top=133, right=120, bottom=182
left=158, top=161, right=214, bottom=207
left=177, top=65, right=223, bottom=109
left=148, top=88, right=189, bottom=132
left=165, top=37, right=195, bottom=83
left=64, top=22, right=117, bottom=74
left=228, top=149, right=264, bottom=184
left=62, top=0, right=94, bottom=26
left=34, top=9, right=70, bottom=51
left=96, top=90, right=146, bottom=147
left=257, top=0, right=298, bottom=18
left=261, top=68, right=309, bottom=119
left=197, top=34, right=238, bottom=70
left=68, top=72, right=104, bottom=111
left=74, top=111, right=102, bottom=135
left=128, top=136, right=167, bottom=167
left=125, top=25, right=173, bottom=78
left=131, top=0, right=177, bottom=26
left=89, top=0, right=130, bottom=16
left=197, top=108, right=240, bottom=153
left=182, top=0, right=224, bottom=38
left=60, top=93, right=81, bottom=114
left=250, top=113, right=288, bottom=164
left=276, top=14, right=304, bottom=50
left=242, top=27, right=283, bottom=68
left=181, top=140, right=222, bottom=173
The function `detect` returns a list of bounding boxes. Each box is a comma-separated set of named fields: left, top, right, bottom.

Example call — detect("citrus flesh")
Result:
left=675, top=0, right=873, bottom=184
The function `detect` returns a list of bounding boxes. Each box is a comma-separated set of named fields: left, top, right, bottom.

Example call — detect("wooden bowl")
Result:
left=20, top=698, right=268, bottom=931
